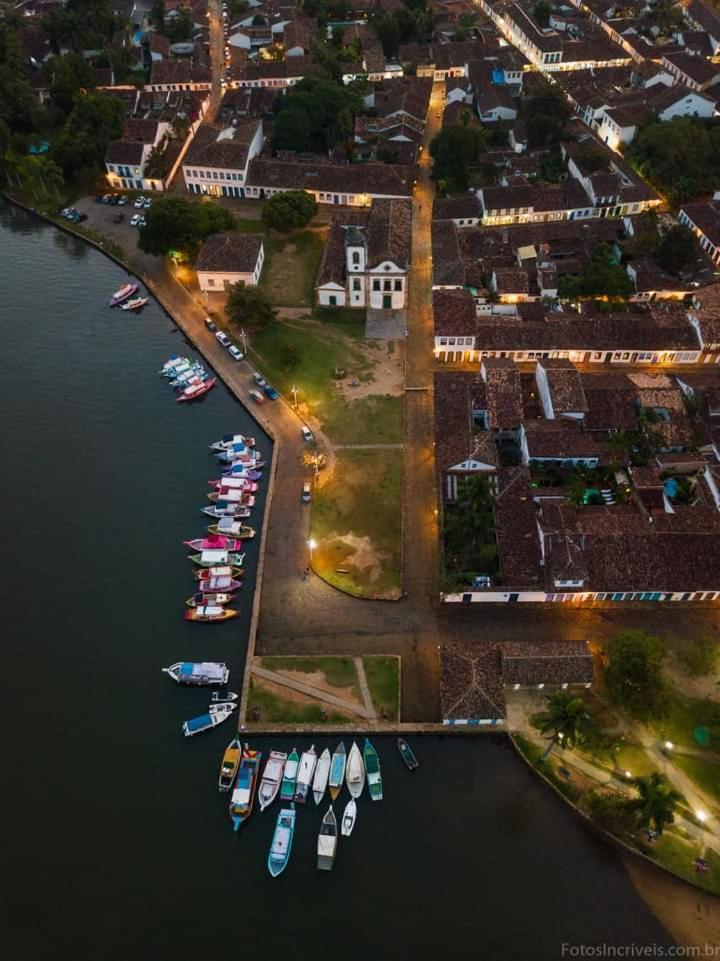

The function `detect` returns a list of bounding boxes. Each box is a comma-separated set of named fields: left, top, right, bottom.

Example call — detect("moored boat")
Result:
left=346, top=741, right=365, bottom=799
left=211, top=433, right=256, bottom=451
left=109, top=282, right=138, bottom=306
left=363, top=738, right=383, bottom=801
left=160, top=355, right=187, bottom=374
left=229, top=747, right=262, bottom=831
left=208, top=520, right=256, bottom=539
left=192, top=564, right=242, bottom=581
left=162, top=661, right=229, bottom=686
left=398, top=737, right=419, bottom=771
left=188, top=549, right=245, bottom=567
left=280, top=748, right=299, bottom=801
left=218, top=736, right=242, bottom=792
left=257, top=750, right=288, bottom=812
left=202, top=504, right=252, bottom=519
left=182, top=702, right=236, bottom=737
left=184, top=605, right=238, bottom=623
left=268, top=804, right=295, bottom=878
left=177, top=378, right=216, bottom=403
left=121, top=296, right=148, bottom=311
left=184, top=535, right=244, bottom=552
left=207, top=489, right=256, bottom=506
left=341, top=799, right=357, bottom=837
left=294, top=745, right=317, bottom=804
left=312, top=748, right=331, bottom=806
left=210, top=690, right=238, bottom=702
left=196, top=575, right=243, bottom=593
left=317, top=805, right=338, bottom=871
left=221, top=466, right=263, bottom=482
left=208, top=478, right=258, bottom=493
left=328, top=741, right=347, bottom=800
left=185, top=591, right=236, bottom=608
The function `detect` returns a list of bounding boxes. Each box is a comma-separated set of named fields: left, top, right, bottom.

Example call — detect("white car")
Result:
left=252, top=372, right=267, bottom=387
left=228, top=345, right=243, bottom=361
left=301, top=426, right=314, bottom=442
left=130, top=214, right=141, bottom=226
left=216, top=331, right=231, bottom=348
left=134, top=196, right=145, bottom=209
left=143, top=198, right=152, bottom=208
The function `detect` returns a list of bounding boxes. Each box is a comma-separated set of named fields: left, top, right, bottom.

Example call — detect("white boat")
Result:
left=210, top=691, right=238, bottom=702
left=121, top=296, right=148, bottom=311
left=211, top=434, right=256, bottom=451
left=293, top=745, right=317, bottom=804
left=312, top=748, right=331, bottom=805
left=317, top=805, right=338, bottom=871
left=329, top=741, right=346, bottom=800
left=160, top=356, right=187, bottom=374
left=267, top=804, right=295, bottom=878
left=182, top=702, right=236, bottom=737
left=162, top=662, right=229, bottom=686
left=257, top=750, right=288, bottom=811
left=341, top=799, right=357, bottom=837
left=345, top=741, right=365, bottom=799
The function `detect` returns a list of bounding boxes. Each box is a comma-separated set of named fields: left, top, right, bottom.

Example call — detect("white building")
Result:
left=195, top=233, right=265, bottom=292
left=182, top=119, right=264, bottom=198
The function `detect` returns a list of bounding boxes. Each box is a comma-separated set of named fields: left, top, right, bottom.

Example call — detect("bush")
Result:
left=605, top=629, right=668, bottom=721
left=677, top=637, right=718, bottom=678
left=262, top=190, right=317, bottom=231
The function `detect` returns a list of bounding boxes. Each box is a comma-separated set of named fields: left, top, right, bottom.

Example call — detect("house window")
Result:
left=352, top=251, right=360, bottom=265
left=394, top=280, right=402, bottom=291
left=352, top=279, right=361, bottom=291
left=373, top=280, right=380, bottom=291
left=383, top=280, right=392, bottom=291
left=207, top=278, right=215, bottom=286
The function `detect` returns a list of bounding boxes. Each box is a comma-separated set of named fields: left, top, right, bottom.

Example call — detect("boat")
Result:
left=188, top=549, right=245, bottom=567
left=345, top=741, right=365, bottom=799
left=214, top=442, right=252, bottom=460
left=210, top=690, right=238, bottom=703
left=184, top=605, right=238, bottom=623
left=257, top=750, right=288, bottom=811
left=341, top=799, right=357, bottom=837
left=328, top=741, right=347, bottom=801
left=202, top=504, right=252, bottom=520
left=221, top=466, right=263, bottom=481
left=184, top=535, right=244, bottom=552
left=208, top=477, right=258, bottom=492
left=177, top=378, right=216, bottom=403
left=312, top=748, right=331, bottom=805
left=218, top=736, right=242, bottom=792
left=363, top=738, right=383, bottom=801
left=317, top=805, right=338, bottom=871
left=267, top=805, right=295, bottom=878
left=207, top=489, right=256, bottom=506
left=165, top=362, right=195, bottom=381
left=196, top=575, right=243, bottom=593
left=192, top=565, right=242, bottom=581
left=162, top=661, right=229, bottom=686
left=121, top=296, right=148, bottom=311
left=397, top=737, right=419, bottom=771
left=211, top=433, right=256, bottom=451
left=170, top=367, right=206, bottom=388
left=182, top=702, right=236, bottom=737
left=294, top=745, right=317, bottom=804
left=280, top=748, right=299, bottom=801
left=208, top=520, right=256, bottom=539
left=185, top=591, right=236, bottom=607
left=228, top=747, right=262, bottom=831
left=109, top=282, right=138, bottom=306
left=160, top=356, right=187, bottom=374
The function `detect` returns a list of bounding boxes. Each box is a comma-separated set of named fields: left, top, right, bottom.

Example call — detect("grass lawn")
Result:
left=613, top=744, right=657, bottom=778
left=323, top=394, right=403, bottom=445
left=652, top=688, right=720, bottom=751
left=235, top=218, right=267, bottom=234
left=247, top=678, right=350, bottom=724
left=311, top=448, right=402, bottom=598
left=260, top=230, right=326, bottom=307
left=311, top=306, right=367, bottom=339
left=362, top=656, right=400, bottom=721
left=642, top=832, right=720, bottom=895
left=673, top=754, right=720, bottom=813
left=260, top=655, right=360, bottom=696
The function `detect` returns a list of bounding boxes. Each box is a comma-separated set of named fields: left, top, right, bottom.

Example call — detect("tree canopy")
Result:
left=535, top=689, right=593, bottom=758
left=262, top=190, right=317, bottom=230
left=138, top=197, right=236, bottom=256
left=44, top=53, right=95, bottom=116
left=272, top=71, right=361, bottom=153
left=655, top=225, right=697, bottom=275
left=629, top=772, right=680, bottom=836
left=605, top=629, right=668, bottom=720
left=627, top=116, right=720, bottom=204
left=226, top=282, right=277, bottom=328
left=519, top=86, right=571, bottom=149
left=429, top=123, right=487, bottom=192
left=52, top=92, right=124, bottom=179
left=558, top=244, right=633, bottom=301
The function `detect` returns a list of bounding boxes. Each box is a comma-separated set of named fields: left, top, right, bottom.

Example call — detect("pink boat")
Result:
left=177, top=378, right=216, bottom=403
left=208, top=478, right=259, bottom=492
left=109, top=282, right=139, bottom=306
left=197, top=575, right=243, bottom=592
left=183, top=535, right=244, bottom=552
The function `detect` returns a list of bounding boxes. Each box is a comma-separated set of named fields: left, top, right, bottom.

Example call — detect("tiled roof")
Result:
left=494, top=466, right=544, bottom=588
left=681, top=202, right=720, bottom=247
left=440, top=642, right=506, bottom=721
left=247, top=157, right=414, bottom=197
left=183, top=120, right=260, bottom=169
left=196, top=232, right=264, bottom=273
left=501, top=640, right=594, bottom=686
left=105, top=140, right=145, bottom=164
left=482, top=357, right=524, bottom=429
left=522, top=420, right=604, bottom=460
left=122, top=118, right=160, bottom=144
left=540, top=359, right=588, bottom=414
left=434, top=371, right=497, bottom=477
left=434, top=288, right=477, bottom=335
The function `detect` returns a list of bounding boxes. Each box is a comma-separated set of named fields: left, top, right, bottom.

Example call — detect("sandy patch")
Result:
left=252, top=675, right=356, bottom=719
left=333, top=533, right=388, bottom=583
left=665, top=655, right=720, bottom=701
left=336, top=341, right=404, bottom=399
left=273, top=668, right=362, bottom=705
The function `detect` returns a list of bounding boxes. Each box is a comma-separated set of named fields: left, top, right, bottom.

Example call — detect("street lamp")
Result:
left=697, top=810, right=708, bottom=823
left=307, top=538, right=317, bottom=561
left=239, top=328, right=247, bottom=355
left=624, top=770, right=632, bottom=779
left=291, top=384, right=298, bottom=409
left=664, top=741, right=674, bottom=751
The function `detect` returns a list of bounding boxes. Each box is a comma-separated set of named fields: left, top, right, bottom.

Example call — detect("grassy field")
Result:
left=260, top=230, right=326, bottom=307
left=311, top=306, right=367, bottom=339
left=673, top=754, right=720, bottom=813
left=613, top=744, right=657, bottom=778
left=246, top=678, right=350, bottom=724
left=260, top=655, right=360, bottom=698
left=311, top=448, right=402, bottom=598
left=653, top=688, right=720, bottom=751
left=323, top=395, right=403, bottom=445
left=363, top=656, right=400, bottom=720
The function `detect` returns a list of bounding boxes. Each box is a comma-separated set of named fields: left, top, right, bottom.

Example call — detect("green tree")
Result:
left=151, top=0, right=166, bottom=27
left=655, top=225, right=696, bottom=275
left=164, top=7, right=194, bottom=42
left=629, top=772, right=681, bottom=836
left=44, top=53, right=95, bottom=116
left=585, top=789, right=638, bottom=836
left=226, top=282, right=277, bottom=328
left=9, top=153, right=64, bottom=199
left=628, top=116, right=720, bottom=204
left=533, top=0, right=552, bottom=25
left=137, top=196, right=236, bottom=256
left=272, top=72, right=360, bottom=152
left=430, top=123, right=487, bottom=192
left=535, top=689, right=594, bottom=760
left=453, top=11, right=477, bottom=40
left=53, top=91, right=124, bottom=178
left=520, top=86, right=571, bottom=148
left=558, top=243, right=633, bottom=301
left=262, top=190, right=317, bottom=230
left=41, top=8, right=76, bottom=54
left=605, top=629, right=668, bottom=721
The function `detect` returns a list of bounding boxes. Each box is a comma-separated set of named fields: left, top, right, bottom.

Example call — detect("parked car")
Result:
left=301, top=426, right=314, bottom=442
left=249, top=389, right=265, bottom=405
left=137, top=216, right=146, bottom=228
left=228, top=345, right=244, bottom=361
left=302, top=482, right=311, bottom=503
left=112, top=213, right=124, bottom=224
left=94, top=195, right=103, bottom=204
left=117, top=195, right=128, bottom=206
left=110, top=195, right=120, bottom=205
left=134, top=196, right=145, bottom=209
left=252, top=372, right=266, bottom=387
left=216, top=331, right=231, bottom=348
left=204, top=316, right=217, bottom=332
left=101, top=194, right=113, bottom=204
left=143, top=198, right=152, bottom=208
left=263, top=384, right=279, bottom=400
left=130, top=214, right=141, bottom=226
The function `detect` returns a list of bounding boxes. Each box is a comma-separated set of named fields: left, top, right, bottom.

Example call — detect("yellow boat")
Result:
left=219, top=737, right=242, bottom=792
left=184, top=606, right=239, bottom=623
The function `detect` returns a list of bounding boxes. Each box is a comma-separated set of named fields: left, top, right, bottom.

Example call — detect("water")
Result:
left=1, top=201, right=674, bottom=959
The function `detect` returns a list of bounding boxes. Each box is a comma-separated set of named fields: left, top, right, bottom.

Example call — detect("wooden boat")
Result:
left=280, top=748, right=299, bottom=801
left=160, top=355, right=187, bottom=374
left=268, top=805, right=295, bottom=878
left=208, top=521, right=256, bottom=539
left=184, top=605, right=238, bottom=623
left=346, top=741, right=365, bottom=799
left=182, top=702, right=236, bottom=737
left=328, top=741, right=346, bottom=801
left=229, top=747, right=262, bottom=831
left=188, top=549, right=245, bottom=567
left=397, top=737, right=419, bottom=771
left=121, top=296, right=148, bottom=311
left=341, top=799, right=357, bottom=837
left=211, top=433, right=256, bottom=451
left=257, top=750, right=288, bottom=811
left=207, top=489, right=256, bottom=506
left=196, top=575, right=243, bottom=593
left=312, top=748, right=331, bottom=806
left=218, top=736, right=242, bottom=792
left=317, top=805, right=338, bottom=871
left=363, top=738, right=383, bottom=801
left=184, top=535, right=244, bottom=552
left=162, top=661, right=229, bottom=686
left=294, top=745, right=317, bottom=804
left=208, top=478, right=258, bottom=493
left=192, top=565, right=241, bottom=581
left=202, top=504, right=252, bottom=519
left=177, top=378, right=216, bottom=403
left=210, top=690, right=238, bottom=703
left=109, top=282, right=138, bottom=306
left=222, top=464, right=263, bottom=481
left=185, top=591, right=236, bottom=608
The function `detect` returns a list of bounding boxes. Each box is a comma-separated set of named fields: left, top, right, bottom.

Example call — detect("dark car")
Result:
left=76, top=213, right=88, bottom=222
left=263, top=384, right=279, bottom=401
left=110, top=195, right=120, bottom=205
left=94, top=195, right=104, bottom=203
left=204, top=316, right=217, bottom=332
left=112, top=213, right=124, bottom=224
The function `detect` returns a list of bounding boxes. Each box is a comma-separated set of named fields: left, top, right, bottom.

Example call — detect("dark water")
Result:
left=1, top=201, right=674, bottom=960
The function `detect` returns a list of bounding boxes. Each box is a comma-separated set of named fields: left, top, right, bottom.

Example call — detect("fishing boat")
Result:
left=267, top=805, right=295, bottom=878
left=346, top=741, right=365, bottom=799
left=177, top=378, right=216, bottom=403
left=170, top=367, right=206, bottom=388
left=160, top=356, right=187, bottom=374
left=210, top=690, right=238, bottom=703
left=208, top=477, right=258, bottom=492
left=184, top=535, right=244, bottom=552
left=196, top=575, right=243, bottom=593
left=184, top=605, right=238, bottom=623
left=202, top=504, right=252, bottom=519
left=188, top=549, right=245, bottom=567
left=257, top=750, right=288, bottom=811
left=363, top=739, right=383, bottom=801
left=207, top=490, right=256, bottom=507
left=214, top=441, right=252, bottom=460
left=280, top=749, right=299, bottom=801
left=317, top=805, right=338, bottom=871
left=185, top=591, right=235, bottom=608
left=109, top=282, right=138, bottom=306
left=218, top=736, right=242, bottom=792
left=192, top=564, right=242, bottom=581
left=312, top=748, right=331, bottom=806
left=162, top=661, right=229, bottom=686
left=294, top=745, right=317, bottom=804
left=211, top=434, right=256, bottom=451
left=165, top=362, right=195, bottom=381
left=208, top=520, right=256, bottom=539
left=221, top=465, right=263, bottom=481
left=229, top=747, right=262, bottom=831
left=398, top=737, right=419, bottom=771
left=341, top=799, right=357, bottom=837
left=182, top=702, right=236, bottom=737
left=121, top=296, right=148, bottom=311
left=328, top=741, right=347, bottom=801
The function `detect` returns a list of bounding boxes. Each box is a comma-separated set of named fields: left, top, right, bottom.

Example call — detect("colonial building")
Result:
left=181, top=119, right=264, bottom=197
left=245, top=156, right=414, bottom=206
left=195, top=233, right=264, bottom=292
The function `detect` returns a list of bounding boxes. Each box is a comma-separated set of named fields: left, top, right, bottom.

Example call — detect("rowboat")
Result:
left=345, top=741, right=365, bottom=799
left=317, top=805, right=338, bottom=871
left=257, top=750, right=288, bottom=811
left=268, top=805, right=295, bottom=878
left=184, top=535, right=244, bottom=552
left=294, top=745, right=317, bottom=804
left=328, top=741, right=346, bottom=800
left=210, top=690, right=238, bottom=702
left=218, top=736, right=242, bottom=792
left=208, top=477, right=258, bottom=492
left=341, top=799, right=357, bottom=837
left=185, top=591, right=236, bottom=607
left=109, top=282, right=138, bottom=306
left=202, top=504, right=252, bottom=519
left=182, top=702, right=236, bottom=737
left=162, top=661, right=229, bottom=686
left=177, top=378, right=216, bottom=403
left=363, top=738, right=383, bottom=801
left=197, top=575, right=243, bottom=593
left=211, top=433, right=256, bottom=451
left=312, top=748, right=331, bottom=806
left=121, top=296, right=148, bottom=311
left=207, top=490, right=256, bottom=506
left=208, top=521, right=256, bottom=539
left=280, top=748, right=299, bottom=801
left=184, top=605, right=238, bottom=623
left=188, top=550, right=245, bottom=567
left=398, top=737, right=419, bottom=771
left=229, top=747, right=262, bottom=831
left=193, top=565, right=241, bottom=581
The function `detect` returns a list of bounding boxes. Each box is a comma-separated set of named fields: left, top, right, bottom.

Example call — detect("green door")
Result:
left=383, top=295, right=391, bottom=308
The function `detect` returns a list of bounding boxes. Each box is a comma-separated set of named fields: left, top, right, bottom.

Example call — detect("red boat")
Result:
left=183, top=535, right=244, bottom=552
left=177, top=378, right=216, bottom=403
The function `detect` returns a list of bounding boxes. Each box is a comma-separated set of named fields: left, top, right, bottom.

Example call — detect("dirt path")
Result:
left=250, top=664, right=375, bottom=719
left=354, top=657, right=377, bottom=719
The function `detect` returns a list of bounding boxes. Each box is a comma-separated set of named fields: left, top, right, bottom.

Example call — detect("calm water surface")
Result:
left=1, top=202, right=673, bottom=960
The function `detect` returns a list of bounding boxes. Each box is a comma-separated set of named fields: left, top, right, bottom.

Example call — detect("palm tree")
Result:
left=629, top=772, right=680, bottom=836
left=536, top=689, right=593, bottom=760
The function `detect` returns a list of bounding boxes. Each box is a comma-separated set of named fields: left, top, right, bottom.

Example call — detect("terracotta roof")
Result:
left=247, top=157, right=414, bottom=198
left=432, top=193, right=481, bottom=222
left=663, top=51, right=720, bottom=87
left=681, top=202, right=720, bottom=247
left=440, top=642, right=506, bottom=721
left=122, top=118, right=159, bottom=144
left=195, top=232, right=264, bottom=273
left=105, top=140, right=145, bottom=164
left=434, top=288, right=477, bottom=335
left=494, top=466, right=544, bottom=588
left=183, top=120, right=260, bottom=169
left=501, top=640, right=594, bottom=686
left=522, top=420, right=604, bottom=460
left=540, top=359, right=588, bottom=414
left=434, top=371, right=497, bottom=478
left=482, top=358, right=524, bottom=430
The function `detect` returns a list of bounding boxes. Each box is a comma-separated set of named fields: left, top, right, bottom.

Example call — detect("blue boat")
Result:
left=229, top=748, right=262, bottom=831
left=181, top=703, right=236, bottom=737
left=268, top=804, right=296, bottom=878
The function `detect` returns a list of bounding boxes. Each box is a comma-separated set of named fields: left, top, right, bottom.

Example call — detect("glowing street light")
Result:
left=697, top=810, right=708, bottom=823
left=291, top=384, right=298, bottom=409
left=307, top=538, right=317, bottom=561
left=624, top=770, right=632, bottom=779
left=664, top=741, right=674, bottom=751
